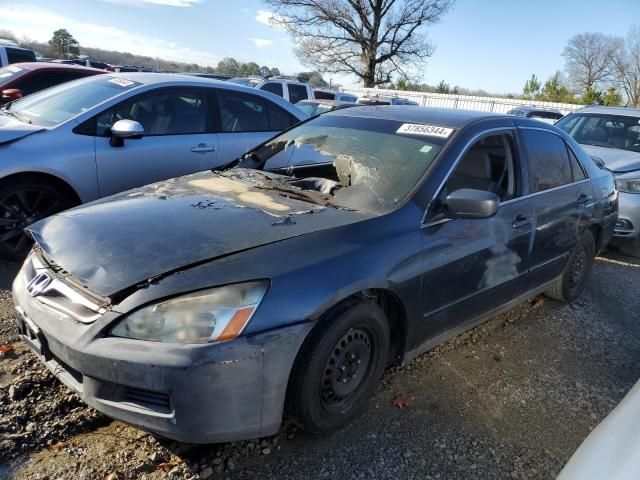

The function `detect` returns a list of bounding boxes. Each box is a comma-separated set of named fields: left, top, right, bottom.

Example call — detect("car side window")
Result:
left=567, top=145, right=587, bottom=181
left=6, top=48, right=34, bottom=64
left=16, top=71, right=90, bottom=96
left=217, top=90, right=269, bottom=132
left=288, top=84, right=308, bottom=103
left=95, top=89, right=206, bottom=137
left=444, top=132, right=519, bottom=202
left=260, top=82, right=283, bottom=97
left=521, top=129, right=572, bottom=192
left=267, top=102, right=297, bottom=131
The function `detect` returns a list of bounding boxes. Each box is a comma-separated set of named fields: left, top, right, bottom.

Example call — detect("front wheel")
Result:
left=545, top=230, right=596, bottom=302
left=288, top=301, right=390, bottom=433
left=0, top=179, right=75, bottom=260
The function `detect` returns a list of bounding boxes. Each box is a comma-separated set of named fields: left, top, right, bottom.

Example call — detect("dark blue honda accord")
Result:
left=13, top=106, right=617, bottom=443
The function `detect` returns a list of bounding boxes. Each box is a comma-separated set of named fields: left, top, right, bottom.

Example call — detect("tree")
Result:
left=435, top=80, right=450, bottom=93
left=562, top=32, right=616, bottom=94
left=537, top=71, right=573, bottom=103
left=602, top=87, right=622, bottom=106
left=48, top=29, right=80, bottom=58
left=265, top=0, right=454, bottom=87
left=580, top=87, right=603, bottom=105
left=0, top=29, right=18, bottom=43
left=269, top=67, right=281, bottom=76
left=523, top=74, right=541, bottom=98
left=609, top=26, right=640, bottom=107
left=216, top=57, right=240, bottom=76
left=259, top=65, right=271, bottom=77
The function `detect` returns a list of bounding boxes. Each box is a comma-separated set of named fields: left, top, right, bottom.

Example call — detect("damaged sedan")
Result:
left=13, top=107, right=617, bottom=443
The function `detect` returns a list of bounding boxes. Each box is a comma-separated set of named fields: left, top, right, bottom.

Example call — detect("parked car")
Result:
left=0, top=73, right=306, bottom=258
left=0, top=41, right=36, bottom=67
left=256, top=78, right=314, bottom=103
left=0, top=63, right=105, bottom=107
left=296, top=99, right=359, bottom=116
left=227, top=77, right=262, bottom=88
left=507, top=106, right=564, bottom=124
left=313, top=89, right=358, bottom=102
left=356, top=95, right=391, bottom=105
left=12, top=106, right=616, bottom=444
left=556, top=106, right=640, bottom=257
left=557, top=379, right=640, bottom=480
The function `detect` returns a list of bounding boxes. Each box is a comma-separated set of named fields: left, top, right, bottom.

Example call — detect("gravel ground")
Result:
left=1, top=250, right=639, bottom=480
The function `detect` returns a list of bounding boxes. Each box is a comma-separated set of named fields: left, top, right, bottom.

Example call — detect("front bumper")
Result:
left=613, top=191, right=640, bottom=240
left=12, top=269, right=312, bottom=444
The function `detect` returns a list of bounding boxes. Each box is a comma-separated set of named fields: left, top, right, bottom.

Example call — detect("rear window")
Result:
left=287, top=83, right=308, bottom=103
left=6, top=47, right=35, bottom=64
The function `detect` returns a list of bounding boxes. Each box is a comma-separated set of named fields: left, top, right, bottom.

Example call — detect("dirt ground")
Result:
left=1, top=250, right=639, bottom=480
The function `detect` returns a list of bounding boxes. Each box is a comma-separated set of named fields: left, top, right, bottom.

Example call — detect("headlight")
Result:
left=111, top=281, right=268, bottom=344
left=616, top=178, right=640, bottom=194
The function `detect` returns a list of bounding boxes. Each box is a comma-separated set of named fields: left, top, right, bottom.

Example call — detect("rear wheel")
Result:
left=545, top=230, right=595, bottom=302
left=0, top=178, right=75, bottom=260
left=288, top=301, right=389, bottom=433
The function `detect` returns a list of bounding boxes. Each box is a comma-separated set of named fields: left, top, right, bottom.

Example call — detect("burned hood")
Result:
left=0, top=113, right=45, bottom=145
left=28, top=171, right=368, bottom=298
left=581, top=144, right=640, bottom=173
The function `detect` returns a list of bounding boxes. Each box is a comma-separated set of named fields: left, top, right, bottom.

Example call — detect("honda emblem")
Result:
left=26, top=272, right=52, bottom=297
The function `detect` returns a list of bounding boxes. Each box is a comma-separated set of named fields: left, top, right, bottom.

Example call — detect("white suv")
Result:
left=0, top=39, right=36, bottom=67
left=256, top=78, right=314, bottom=104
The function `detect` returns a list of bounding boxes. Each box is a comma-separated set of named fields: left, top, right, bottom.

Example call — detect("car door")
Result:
left=93, top=87, right=219, bottom=197
left=213, top=88, right=298, bottom=165
left=518, top=127, right=590, bottom=284
left=419, top=129, right=536, bottom=339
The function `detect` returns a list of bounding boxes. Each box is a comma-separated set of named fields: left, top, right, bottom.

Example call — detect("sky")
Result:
left=1, top=0, right=639, bottom=93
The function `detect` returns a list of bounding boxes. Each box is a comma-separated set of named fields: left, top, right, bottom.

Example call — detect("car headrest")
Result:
left=455, top=149, right=492, bottom=180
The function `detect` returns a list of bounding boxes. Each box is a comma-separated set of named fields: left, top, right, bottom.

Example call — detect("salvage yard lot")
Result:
left=1, top=251, right=639, bottom=480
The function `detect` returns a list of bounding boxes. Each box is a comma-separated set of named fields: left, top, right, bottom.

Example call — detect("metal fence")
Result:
left=340, top=86, right=582, bottom=115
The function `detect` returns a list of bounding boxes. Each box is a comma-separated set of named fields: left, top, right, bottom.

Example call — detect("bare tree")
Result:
left=610, top=27, right=640, bottom=107
left=562, top=32, right=617, bottom=94
left=265, top=0, right=454, bottom=87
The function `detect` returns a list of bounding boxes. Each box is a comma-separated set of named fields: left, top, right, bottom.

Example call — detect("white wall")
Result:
left=341, top=86, right=581, bottom=115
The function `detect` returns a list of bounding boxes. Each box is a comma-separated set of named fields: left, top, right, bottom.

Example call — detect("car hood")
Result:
left=0, top=113, right=45, bottom=144
left=28, top=171, right=367, bottom=298
left=581, top=144, right=640, bottom=173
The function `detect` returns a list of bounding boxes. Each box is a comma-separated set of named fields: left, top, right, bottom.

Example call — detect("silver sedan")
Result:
left=0, top=73, right=307, bottom=258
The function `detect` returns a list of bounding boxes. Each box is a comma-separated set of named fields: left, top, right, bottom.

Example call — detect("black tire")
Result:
left=288, top=301, right=390, bottom=434
left=545, top=230, right=596, bottom=302
left=0, top=178, right=75, bottom=260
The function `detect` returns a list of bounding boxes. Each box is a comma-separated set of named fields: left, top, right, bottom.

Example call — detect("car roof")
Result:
left=575, top=105, right=640, bottom=117
left=299, top=99, right=351, bottom=106
left=11, top=62, right=105, bottom=73
left=328, top=105, right=505, bottom=128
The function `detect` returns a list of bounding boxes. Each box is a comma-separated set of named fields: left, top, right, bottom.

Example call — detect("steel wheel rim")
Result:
left=0, top=188, right=62, bottom=254
left=320, top=327, right=373, bottom=411
left=568, top=245, right=588, bottom=292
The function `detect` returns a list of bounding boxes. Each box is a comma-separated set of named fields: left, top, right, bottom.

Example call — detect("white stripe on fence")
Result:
left=340, top=87, right=581, bottom=115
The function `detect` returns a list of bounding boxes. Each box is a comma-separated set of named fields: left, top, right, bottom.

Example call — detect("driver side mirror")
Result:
left=109, top=119, right=144, bottom=147
left=445, top=188, right=499, bottom=219
left=1, top=88, right=22, bottom=103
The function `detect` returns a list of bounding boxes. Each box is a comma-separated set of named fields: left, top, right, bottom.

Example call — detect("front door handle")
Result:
left=191, top=143, right=216, bottom=153
left=512, top=214, right=531, bottom=229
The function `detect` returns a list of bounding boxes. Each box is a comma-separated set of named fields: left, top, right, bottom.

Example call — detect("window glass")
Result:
left=10, top=75, right=141, bottom=127
left=556, top=113, right=640, bottom=152
left=217, top=90, right=269, bottom=132
left=340, top=95, right=357, bottom=103
left=6, top=48, right=35, bottom=64
left=445, top=133, right=518, bottom=201
left=567, top=145, right=587, bottom=181
left=96, top=89, right=206, bottom=136
left=267, top=102, right=297, bottom=131
left=16, top=71, right=90, bottom=96
left=288, top=83, right=308, bottom=103
left=313, top=90, right=334, bottom=100
left=260, top=82, right=283, bottom=97
left=521, top=129, right=572, bottom=192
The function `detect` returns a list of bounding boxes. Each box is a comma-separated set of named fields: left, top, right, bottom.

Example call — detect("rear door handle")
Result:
left=578, top=193, right=591, bottom=204
left=512, top=214, right=531, bottom=229
left=191, top=144, right=216, bottom=153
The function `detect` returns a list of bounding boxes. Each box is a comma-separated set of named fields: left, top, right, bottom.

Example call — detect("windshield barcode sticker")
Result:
left=396, top=123, right=453, bottom=138
left=109, top=78, right=136, bottom=87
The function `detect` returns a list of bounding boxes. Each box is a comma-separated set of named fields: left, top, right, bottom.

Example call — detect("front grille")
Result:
left=23, top=250, right=110, bottom=323
left=122, top=386, right=172, bottom=413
